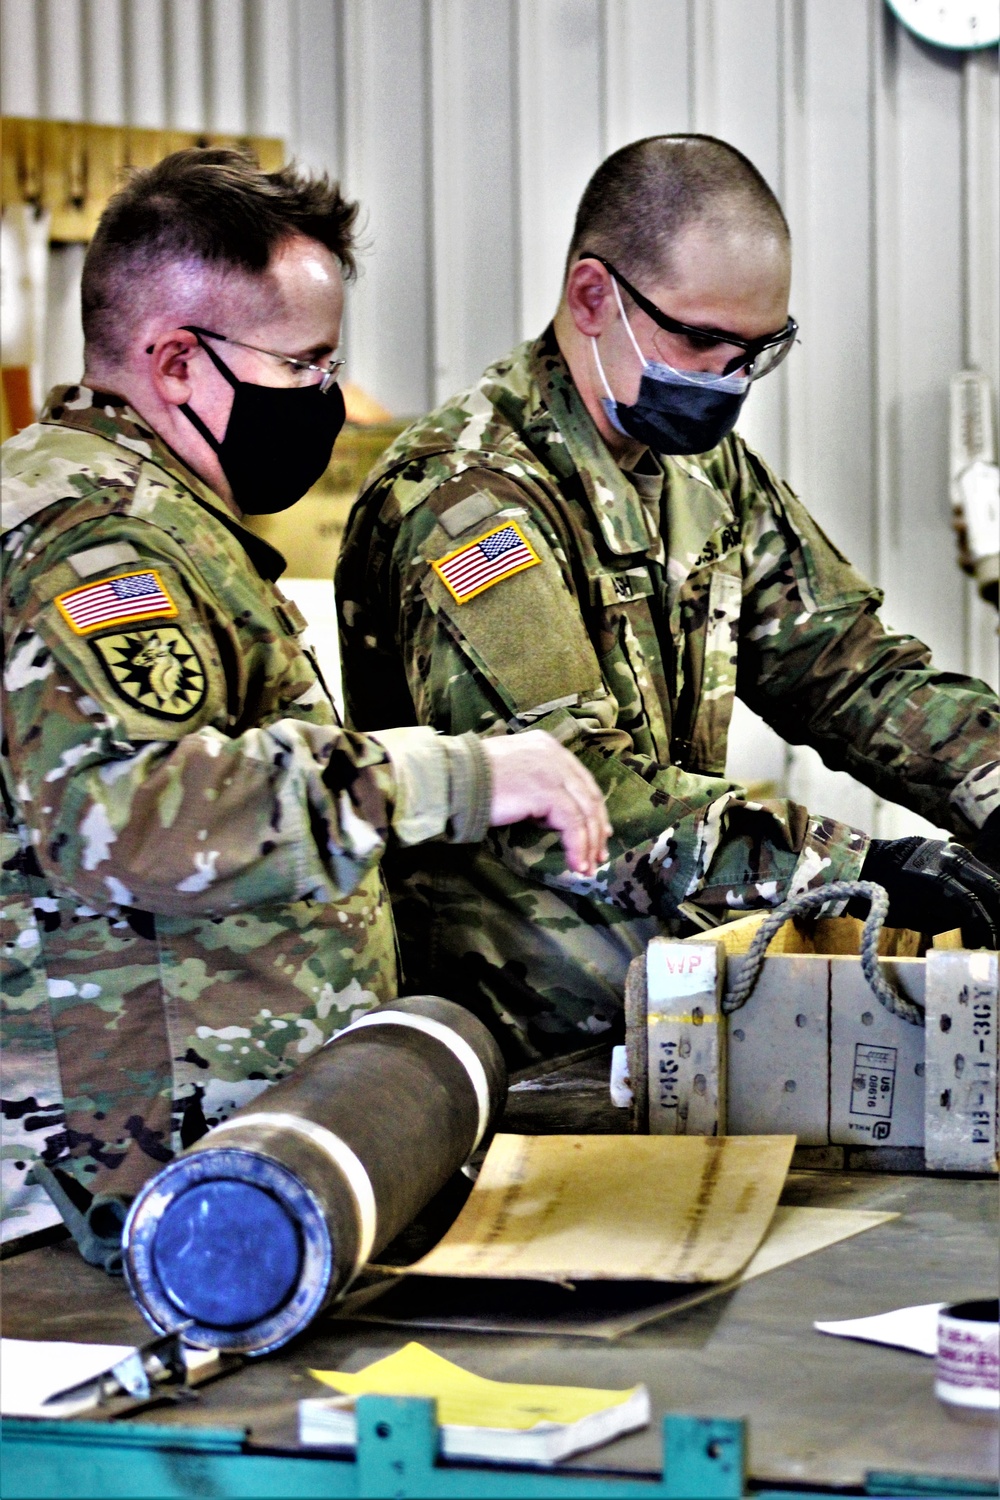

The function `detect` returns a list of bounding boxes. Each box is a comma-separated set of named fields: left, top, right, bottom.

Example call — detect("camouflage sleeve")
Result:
left=341, top=468, right=868, bottom=925
left=726, top=440, right=1000, bottom=839
left=3, top=534, right=489, bottom=917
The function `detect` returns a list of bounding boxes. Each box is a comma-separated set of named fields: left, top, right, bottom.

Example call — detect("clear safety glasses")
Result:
left=187, top=327, right=346, bottom=393
left=580, top=253, right=798, bottom=381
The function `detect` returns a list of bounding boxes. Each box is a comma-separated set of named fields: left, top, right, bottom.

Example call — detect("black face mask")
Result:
left=605, top=366, right=751, bottom=455
left=179, top=332, right=345, bottom=515
left=592, top=281, right=753, bottom=455
left=594, top=339, right=751, bottom=456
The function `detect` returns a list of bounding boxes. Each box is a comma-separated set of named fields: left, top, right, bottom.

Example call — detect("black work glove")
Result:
left=972, top=806, right=1000, bottom=876
left=851, top=837, right=1000, bottom=949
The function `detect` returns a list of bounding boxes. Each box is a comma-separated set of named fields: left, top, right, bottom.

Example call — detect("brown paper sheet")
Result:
left=405, top=1133, right=796, bottom=1285
left=345, top=1205, right=897, bottom=1341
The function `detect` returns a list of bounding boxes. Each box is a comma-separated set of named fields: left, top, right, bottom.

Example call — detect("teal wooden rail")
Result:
left=0, top=1397, right=991, bottom=1498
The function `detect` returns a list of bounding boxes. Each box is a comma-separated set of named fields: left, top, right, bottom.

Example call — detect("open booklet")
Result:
left=300, top=1341, right=649, bottom=1465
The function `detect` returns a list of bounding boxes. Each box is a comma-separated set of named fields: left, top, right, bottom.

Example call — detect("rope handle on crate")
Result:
left=722, top=881, right=925, bottom=1027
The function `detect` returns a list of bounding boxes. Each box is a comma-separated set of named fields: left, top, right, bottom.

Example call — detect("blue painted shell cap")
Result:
left=150, top=1179, right=303, bottom=1330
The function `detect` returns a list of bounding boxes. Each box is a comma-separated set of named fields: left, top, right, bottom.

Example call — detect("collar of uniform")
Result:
left=40, top=385, right=286, bottom=581
left=622, top=450, right=665, bottom=507
left=526, top=328, right=658, bottom=558
left=661, top=451, right=737, bottom=603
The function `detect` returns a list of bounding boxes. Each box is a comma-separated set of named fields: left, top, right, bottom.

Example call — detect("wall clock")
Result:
left=885, top=0, right=1000, bottom=48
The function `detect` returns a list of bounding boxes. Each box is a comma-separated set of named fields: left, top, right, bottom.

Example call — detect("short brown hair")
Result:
left=82, top=146, right=360, bottom=363
left=567, top=134, right=789, bottom=287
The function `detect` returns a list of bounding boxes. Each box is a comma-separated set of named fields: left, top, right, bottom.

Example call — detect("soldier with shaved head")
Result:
left=338, top=134, right=1000, bottom=1065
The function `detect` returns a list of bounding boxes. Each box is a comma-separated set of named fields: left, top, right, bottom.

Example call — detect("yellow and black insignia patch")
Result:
left=90, top=626, right=207, bottom=720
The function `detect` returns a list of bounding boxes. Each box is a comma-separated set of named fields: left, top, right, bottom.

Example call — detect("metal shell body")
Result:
left=123, top=995, right=506, bottom=1353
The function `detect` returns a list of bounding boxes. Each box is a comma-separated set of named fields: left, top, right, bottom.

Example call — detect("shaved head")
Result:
left=566, top=134, right=789, bottom=289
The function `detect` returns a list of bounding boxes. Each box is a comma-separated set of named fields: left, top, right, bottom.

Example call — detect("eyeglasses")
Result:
left=579, top=253, right=798, bottom=381
left=186, top=326, right=346, bottom=393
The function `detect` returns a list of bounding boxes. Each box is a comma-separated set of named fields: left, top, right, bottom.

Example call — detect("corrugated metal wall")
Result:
left=2, top=0, right=997, bottom=834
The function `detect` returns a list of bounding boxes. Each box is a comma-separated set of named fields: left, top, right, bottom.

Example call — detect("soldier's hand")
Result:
left=853, top=837, right=1000, bottom=949
left=481, top=731, right=611, bottom=877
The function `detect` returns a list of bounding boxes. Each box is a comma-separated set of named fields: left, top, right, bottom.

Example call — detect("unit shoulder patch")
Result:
left=55, top=568, right=178, bottom=635
left=90, top=626, right=207, bottom=720
left=431, top=521, right=540, bottom=604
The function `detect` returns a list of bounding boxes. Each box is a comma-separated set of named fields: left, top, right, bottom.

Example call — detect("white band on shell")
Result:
left=340, top=1010, right=493, bottom=1148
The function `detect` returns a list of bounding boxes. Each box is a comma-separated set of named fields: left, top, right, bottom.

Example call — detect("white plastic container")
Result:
left=935, top=1298, right=1000, bottom=1414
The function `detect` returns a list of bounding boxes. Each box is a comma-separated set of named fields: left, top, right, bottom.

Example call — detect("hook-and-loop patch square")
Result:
left=55, top=569, right=178, bottom=635
left=430, top=522, right=541, bottom=605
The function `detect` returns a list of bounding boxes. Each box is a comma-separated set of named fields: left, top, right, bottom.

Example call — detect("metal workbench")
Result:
left=1, top=1162, right=997, bottom=1498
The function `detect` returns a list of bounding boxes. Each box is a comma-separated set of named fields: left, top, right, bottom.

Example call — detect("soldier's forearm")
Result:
left=367, top=726, right=493, bottom=845
left=488, top=708, right=868, bottom=919
left=687, top=806, right=869, bottom=923
left=13, top=717, right=402, bottom=916
left=744, top=606, right=1000, bottom=837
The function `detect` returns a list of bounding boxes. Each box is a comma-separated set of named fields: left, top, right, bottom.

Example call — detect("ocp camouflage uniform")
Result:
left=1, top=386, right=491, bottom=1239
left=337, top=328, right=1000, bottom=1063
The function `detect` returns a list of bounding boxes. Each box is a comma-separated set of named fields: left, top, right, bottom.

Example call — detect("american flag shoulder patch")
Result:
left=431, top=521, right=540, bottom=605
left=55, top=569, right=179, bottom=635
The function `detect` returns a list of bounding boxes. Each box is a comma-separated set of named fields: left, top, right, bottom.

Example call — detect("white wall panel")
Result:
left=703, top=0, right=784, bottom=183
left=83, top=0, right=126, bottom=125
left=603, top=0, right=691, bottom=151
left=43, top=241, right=85, bottom=390
left=1, top=0, right=41, bottom=115
left=0, top=0, right=996, bottom=831
left=247, top=0, right=293, bottom=142
left=964, top=50, right=1000, bottom=385
left=517, top=0, right=604, bottom=337
left=206, top=0, right=246, bottom=134
left=40, top=0, right=85, bottom=120
left=879, top=26, right=965, bottom=669
left=288, top=0, right=343, bottom=176
left=963, top=48, right=1000, bottom=691
left=430, top=0, right=519, bottom=401
left=123, top=0, right=165, bottom=126
left=703, top=0, right=787, bottom=467
left=164, top=0, right=204, bottom=131
left=787, top=0, right=876, bottom=571
left=342, top=0, right=433, bottom=415
left=772, top=0, right=880, bottom=836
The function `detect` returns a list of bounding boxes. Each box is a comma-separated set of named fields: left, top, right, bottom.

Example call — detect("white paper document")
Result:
left=1, top=1339, right=137, bottom=1418
left=0, top=1338, right=217, bottom=1417
left=814, top=1302, right=942, bottom=1356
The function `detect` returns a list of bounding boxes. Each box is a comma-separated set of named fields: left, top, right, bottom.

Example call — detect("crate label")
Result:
left=850, top=1043, right=897, bottom=1132
left=925, top=950, right=998, bottom=1172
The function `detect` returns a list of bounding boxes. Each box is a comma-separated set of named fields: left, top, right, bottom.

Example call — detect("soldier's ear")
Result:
left=564, top=261, right=616, bottom=338
left=146, top=330, right=200, bottom=407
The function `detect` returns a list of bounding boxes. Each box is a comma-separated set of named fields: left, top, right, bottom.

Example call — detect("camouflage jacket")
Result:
left=337, top=328, right=1000, bottom=1060
left=1, top=386, right=491, bottom=1237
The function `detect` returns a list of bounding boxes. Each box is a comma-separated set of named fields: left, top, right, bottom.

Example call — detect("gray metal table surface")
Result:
left=1, top=1170, right=997, bottom=1490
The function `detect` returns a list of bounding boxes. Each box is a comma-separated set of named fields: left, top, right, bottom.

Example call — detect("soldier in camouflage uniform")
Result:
left=338, top=135, right=1000, bottom=1065
left=0, top=149, right=608, bottom=1245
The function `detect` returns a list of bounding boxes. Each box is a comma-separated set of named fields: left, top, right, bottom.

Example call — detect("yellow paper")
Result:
left=309, top=1342, right=639, bottom=1429
left=407, top=1133, right=795, bottom=1284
